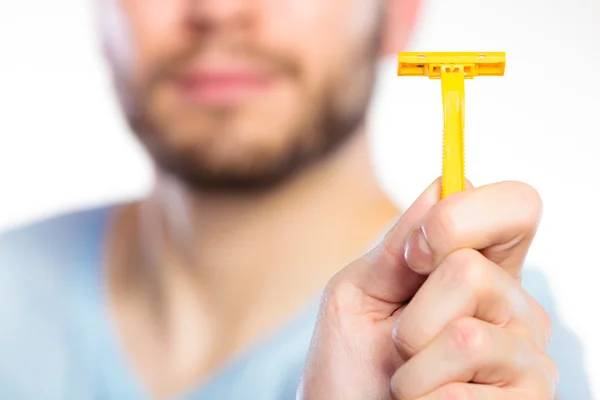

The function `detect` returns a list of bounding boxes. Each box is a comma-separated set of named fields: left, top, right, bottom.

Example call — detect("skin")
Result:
left=96, top=0, right=556, bottom=398
left=107, top=0, right=386, bottom=189
left=298, top=180, right=558, bottom=399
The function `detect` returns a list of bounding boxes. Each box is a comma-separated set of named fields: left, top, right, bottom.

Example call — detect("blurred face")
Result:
left=103, top=0, right=385, bottom=191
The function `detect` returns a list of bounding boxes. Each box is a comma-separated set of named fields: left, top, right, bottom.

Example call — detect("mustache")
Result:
left=145, top=40, right=301, bottom=87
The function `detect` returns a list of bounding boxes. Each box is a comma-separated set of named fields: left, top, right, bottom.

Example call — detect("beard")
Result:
left=131, top=100, right=367, bottom=193
left=112, top=32, right=381, bottom=194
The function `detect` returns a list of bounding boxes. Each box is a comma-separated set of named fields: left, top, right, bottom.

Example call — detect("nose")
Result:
left=188, top=0, right=254, bottom=33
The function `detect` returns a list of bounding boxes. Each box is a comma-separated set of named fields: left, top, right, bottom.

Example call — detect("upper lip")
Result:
left=178, top=58, right=276, bottom=83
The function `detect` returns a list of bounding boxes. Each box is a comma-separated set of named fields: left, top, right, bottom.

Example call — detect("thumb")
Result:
left=340, top=178, right=442, bottom=308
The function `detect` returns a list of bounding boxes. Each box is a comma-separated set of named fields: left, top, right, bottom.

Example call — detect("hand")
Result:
left=297, top=179, right=557, bottom=399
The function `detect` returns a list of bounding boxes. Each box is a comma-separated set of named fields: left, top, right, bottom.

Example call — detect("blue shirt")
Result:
left=0, top=206, right=593, bottom=399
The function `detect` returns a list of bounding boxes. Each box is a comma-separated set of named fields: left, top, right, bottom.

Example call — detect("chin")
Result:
left=160, top=159, right=302, bottom=193
left=148, top=133, right=304, bottom=193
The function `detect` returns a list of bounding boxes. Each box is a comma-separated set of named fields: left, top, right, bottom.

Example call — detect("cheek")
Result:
left=346, top=0, right=382, bottom=41
left=262, top=0, right=379, bottom=86
left=120, top=0, right=188, bottom=81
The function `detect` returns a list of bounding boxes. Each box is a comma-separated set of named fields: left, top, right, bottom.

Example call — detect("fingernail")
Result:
left=404, top=226, right=433, bottom=273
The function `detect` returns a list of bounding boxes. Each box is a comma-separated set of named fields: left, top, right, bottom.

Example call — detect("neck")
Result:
left=107, top=127, right=399, bottom=397
left=142, top=128, right=396, bottom=296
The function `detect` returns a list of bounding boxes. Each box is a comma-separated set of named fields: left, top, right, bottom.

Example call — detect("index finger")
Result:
left=404, top=181, right=543, bottom=280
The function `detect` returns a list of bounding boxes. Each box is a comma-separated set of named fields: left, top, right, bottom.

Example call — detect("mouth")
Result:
left=176, top=60, right=278, bottom=107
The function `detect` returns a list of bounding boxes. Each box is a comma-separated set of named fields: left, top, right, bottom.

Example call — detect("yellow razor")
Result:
left=397, top=52, right=506, bottom=198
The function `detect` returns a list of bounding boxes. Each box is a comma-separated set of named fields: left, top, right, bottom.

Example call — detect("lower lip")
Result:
left=178, top=74, right=276, bottom=107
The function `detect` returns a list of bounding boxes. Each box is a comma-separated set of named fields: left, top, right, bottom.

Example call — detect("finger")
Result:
left=337, top=178, right=441, bottom=308
left=392, top=382, right=531, bottom=400
left=392, top=248, right=551, bottom=360
left=404, top=181, right=542, bottom=279
left=390, top=318, right=558, bottom=400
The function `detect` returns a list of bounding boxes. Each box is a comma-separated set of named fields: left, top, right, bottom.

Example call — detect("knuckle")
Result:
left=508, top=181, right=543, bottom=228
left=512, top=332, right=559, bottom=393
left=439, top=383, right=474, bottom=400
left=537, top=305, right=553, bottom=345
left=542, top=353, right=560, bottom=385
left=321, top=275, right=361, bottom=315
left=323, top=267, right=388, bottom=319
left=447, top=317, right=490, bottom=358
left=439, top=249, right=489, bottom=293
left=423, top=203, right=461, bottom=248
left=528, top=296, right=553, bottom=348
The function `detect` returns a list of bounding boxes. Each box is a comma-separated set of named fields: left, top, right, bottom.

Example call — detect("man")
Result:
left=0, top=0, right=588, bottom=399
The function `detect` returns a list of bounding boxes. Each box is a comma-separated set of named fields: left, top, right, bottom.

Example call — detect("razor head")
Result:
left=398, top=52, right=506, bottom=79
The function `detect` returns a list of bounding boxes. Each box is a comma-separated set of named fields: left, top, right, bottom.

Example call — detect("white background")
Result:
left=0, top=0, right=599, bottom=397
